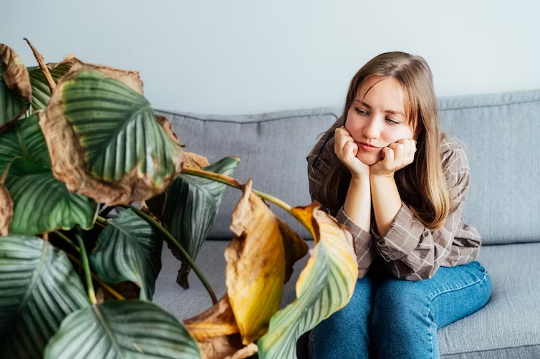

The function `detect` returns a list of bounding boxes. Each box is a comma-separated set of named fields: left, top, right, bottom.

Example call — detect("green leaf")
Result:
left=90, top=209, right=163, bottom=300
left=0, top=234, right=89, bottom=358
left=0, top=114, right=50, bottom=175
left=164, top=157, right=240, bottom=287
left=39, top=68, right=184, bottom=205
left=44, top=300, right=202, bottom=359
left=4, top=157, right=97, bottom=235
left=28, top=63, right=71, bottom=112
left=0, top=44, right=31, bottom=129
left=257, top=203, right=358, bottom=359
left=63, top=70, right=180, bottom=184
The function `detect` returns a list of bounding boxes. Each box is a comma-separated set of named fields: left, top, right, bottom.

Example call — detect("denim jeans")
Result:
left=310, top=258, right=492, bottom=359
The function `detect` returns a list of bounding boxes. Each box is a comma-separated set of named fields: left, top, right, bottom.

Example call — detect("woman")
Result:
left=306, top=51, right=492, bottom=359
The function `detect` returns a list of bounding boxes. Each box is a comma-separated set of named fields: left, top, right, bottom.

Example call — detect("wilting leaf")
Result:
left=0, top=44, right=31, bottom=129
left=89, top=208, right=163, bottom=300
left=38, top=66, right=184, bottom=205
left=185, top=295, right=258, bottom=359
left=0, top=183, right=12, bottom=235
left=185, top=295, right=239, bottom=341
left=44, top=300, right=202, bottom=359
left=164, top=156, right=240, bottom=288
left=0, top=114, right=51, bottom=175
left=275, top=217, right=309, bottom=283
left=258, top=202, right=358, bottom=359
left=0, top=234, right=89, bottom=358
left=225, top=179, right=285, bottom=344
left=197, top=334, right=258, bottom=359
left=4, top=157, right=97, bottom=235
left=28, top=57, right=82, bottom=112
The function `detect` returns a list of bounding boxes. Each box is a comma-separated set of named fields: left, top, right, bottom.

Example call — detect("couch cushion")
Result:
left=438, top=242, right=540, bottom=358
left=437, top=89, right=540, bottom=245
left=153, top=242, right=540, bottom=358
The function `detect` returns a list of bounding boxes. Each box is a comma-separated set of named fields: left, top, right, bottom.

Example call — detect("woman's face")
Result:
left=345, top=76, right=415, bottom=166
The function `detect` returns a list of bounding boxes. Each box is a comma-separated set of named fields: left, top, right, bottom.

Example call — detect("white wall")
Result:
left=3, top=0, right=540, bottom=115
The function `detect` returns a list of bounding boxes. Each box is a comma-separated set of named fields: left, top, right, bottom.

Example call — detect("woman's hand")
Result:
left=370, top=139, right=417, bottom=177
left=334, top=126, right=370, bottom=178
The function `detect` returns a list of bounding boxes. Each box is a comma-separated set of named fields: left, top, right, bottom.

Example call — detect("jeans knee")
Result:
left=372, top=280, right=430, bottom=333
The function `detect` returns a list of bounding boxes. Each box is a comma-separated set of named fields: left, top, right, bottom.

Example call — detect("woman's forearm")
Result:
left=370, top=175, right=402, bottom=237
left=343, top=174, right=371, bottom=232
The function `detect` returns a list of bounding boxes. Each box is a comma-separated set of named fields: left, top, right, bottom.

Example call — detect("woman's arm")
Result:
left=370, top=174, right=402, bottom=237
left=370, top=147, right=482, bottom=281
left=344, top=173, right=372, bottom=233
left=334, top=173, right=376, bottom=279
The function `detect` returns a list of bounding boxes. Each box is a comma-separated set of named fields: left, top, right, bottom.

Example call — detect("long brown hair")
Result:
left=321, top=51, right=450, bottom=230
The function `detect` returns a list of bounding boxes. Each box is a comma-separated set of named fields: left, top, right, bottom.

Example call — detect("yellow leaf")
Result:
left=258, top=201, right=358, bottom=358
left=225, top=179, right=285, bottom=344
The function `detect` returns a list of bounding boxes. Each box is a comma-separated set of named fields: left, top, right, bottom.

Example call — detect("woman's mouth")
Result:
left=357, top=142, right=380, bottom=152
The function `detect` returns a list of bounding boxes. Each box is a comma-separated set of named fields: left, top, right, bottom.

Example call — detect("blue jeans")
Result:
left=310, top=258, right=492, bottom=359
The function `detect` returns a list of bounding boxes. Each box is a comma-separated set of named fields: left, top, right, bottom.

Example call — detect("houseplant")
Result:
left=0, top=39, right=358, bottom=359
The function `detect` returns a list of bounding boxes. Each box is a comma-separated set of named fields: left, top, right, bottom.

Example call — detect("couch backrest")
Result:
left=157, top=89, right=540, bottom=245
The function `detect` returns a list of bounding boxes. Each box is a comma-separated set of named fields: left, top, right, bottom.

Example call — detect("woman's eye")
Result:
left=355, top=108, right=367, bottom=115
left=386, top=118, right=400, bottom=125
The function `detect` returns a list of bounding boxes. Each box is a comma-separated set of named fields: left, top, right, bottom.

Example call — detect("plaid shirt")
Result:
left=307, top=116, right=482, bottom=281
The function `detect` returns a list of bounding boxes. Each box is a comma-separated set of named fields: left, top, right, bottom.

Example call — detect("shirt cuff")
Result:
left=372, top=202, right=424, bottom=262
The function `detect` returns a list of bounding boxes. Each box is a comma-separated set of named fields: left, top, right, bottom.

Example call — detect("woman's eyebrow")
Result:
left=354, top=99, right=405, bottom=118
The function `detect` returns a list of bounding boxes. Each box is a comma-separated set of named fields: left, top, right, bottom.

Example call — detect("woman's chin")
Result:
left=357, top=153, right=379, bottom=166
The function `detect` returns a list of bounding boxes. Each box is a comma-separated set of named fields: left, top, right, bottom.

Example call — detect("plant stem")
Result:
left=54, top=230, right=124, bottom=300
left=23, top=38, right=55, bottom=93
left=75, top=233, right=97, bottom=305
left=96, top=216, right=108, bottom=226
left=66, top=253, right=125, bottom=301
left=54, top=230, right=80, bottom=253
left=182, top=168, right=315, bottom=237
left=125, top=204, right=218, bottom=305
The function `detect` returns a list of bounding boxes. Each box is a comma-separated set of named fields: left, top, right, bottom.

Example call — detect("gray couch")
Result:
left=153, top=89, right=540, bottom=358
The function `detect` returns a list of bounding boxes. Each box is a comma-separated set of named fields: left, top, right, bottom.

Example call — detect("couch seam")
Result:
left=154, top=109, right=339, bottom=124
left=438, top=98, right=540, bottom=111
left=442, top=342, right=540, bottom=356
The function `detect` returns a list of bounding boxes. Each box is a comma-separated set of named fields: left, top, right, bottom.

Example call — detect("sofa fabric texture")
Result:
left=153, top=89, right=540, bottom=358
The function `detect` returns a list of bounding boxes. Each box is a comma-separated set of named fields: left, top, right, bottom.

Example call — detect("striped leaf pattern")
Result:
left=62, top=71, right=180, bottom=184
left=257, top=203, right=358, bottom=359
left=0, top=114, right=50, bottom=175
left=164, top=157, right=240, bottom=286
left=28, top=64, right=70, bottom=112
left=90, top=209, right=163, bottom=300
left=0, top=234, right=89, bottom=359
left=4, top=157, right=97, bottom=235
left=44, top=300, right=202, bottom=359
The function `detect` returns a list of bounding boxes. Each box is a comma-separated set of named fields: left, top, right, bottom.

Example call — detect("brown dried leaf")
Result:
left=0, top=183, right=13, bottom=235
left=185, top=295, right=239, bottom=341
left=69, top=61, right=144, bottom=94
left=225, top=179, right=285, bottom=344
left=275, top=217, right=309, bottom=283
left=156, top=115, right=179, bottom=143
left=0, top=44, right=31, bottom=102
left=38, top=66, right=184, bottom=205
left=224, top=343, right=258, bottom=359
left=183, top=152, right=210, bottom=170
left=197, top=334, right=249, bottom=359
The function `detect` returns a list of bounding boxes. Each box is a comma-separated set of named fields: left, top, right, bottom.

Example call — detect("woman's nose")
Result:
left=362, top=117, right=381, bottom=139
